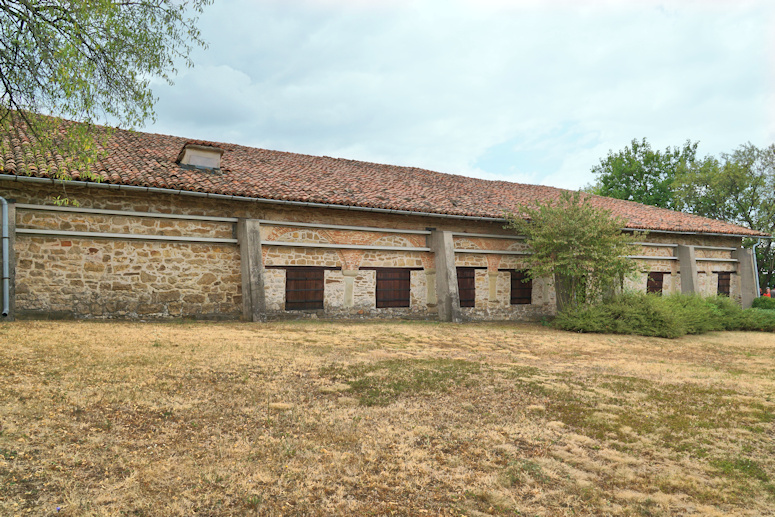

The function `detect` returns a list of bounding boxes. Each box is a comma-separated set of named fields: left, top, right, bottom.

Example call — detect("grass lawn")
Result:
left=0, top=320, right=773, bottom=516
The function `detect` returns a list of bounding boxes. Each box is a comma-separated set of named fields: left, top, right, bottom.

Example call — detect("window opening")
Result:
left=457, top=267, right=476, bottom=307
left=376, top=268, right=411, bottom=308
left=717, top=272, right=731, bottom=296
left=510, top=270, right=533, bottom=305
left=285, top=267, right=325, bottom=310
left=647, top=272, right=665, bottom=294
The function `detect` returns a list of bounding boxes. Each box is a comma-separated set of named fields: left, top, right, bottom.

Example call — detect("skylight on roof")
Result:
left=177, top=143, right=223, bottom=170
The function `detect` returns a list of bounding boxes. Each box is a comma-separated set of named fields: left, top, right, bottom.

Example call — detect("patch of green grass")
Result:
left=502, top=459, right=551, bottom=486
left=0, top=448, right=18, bottom=460
left=537, top=374, right=767, bottom=454
left=712, top=457, right=770, bottom=482
left=321, top=358, right=482, bottom=406
left=502, top=365, right=540, bottom=379
left=244, top=494, right=263, bottom=509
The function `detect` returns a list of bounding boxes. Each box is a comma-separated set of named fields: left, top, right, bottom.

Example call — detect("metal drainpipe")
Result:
left=1, top=196, right=9, bottom=317
left=753, top=238, right=761, bottom=297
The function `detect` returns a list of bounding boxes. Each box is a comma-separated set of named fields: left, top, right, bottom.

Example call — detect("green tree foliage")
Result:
left=505, top=191, right=639, bottom=312
left=588, top=138, right=700, bottom=209
left=589, top=138, right=775, bottom=290
left=0, top=0, right=210, bottom=178
left=673, top=143, right=775, bottom=290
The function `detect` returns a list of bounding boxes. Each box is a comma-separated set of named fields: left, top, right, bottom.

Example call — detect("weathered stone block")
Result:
left=136, top=303, right=162, bottom=315
left=197, top=273, right=217, bottom=285
left=84, top=262, right=105, bottom=273
left=154, top=290, right=181, bottom=303
left=324, top=270, right=345, bottom=310
left=140, top=271, right=157, bottom=283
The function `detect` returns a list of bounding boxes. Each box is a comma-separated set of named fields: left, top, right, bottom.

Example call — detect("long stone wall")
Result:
left=0, top=181, right=753, bottom=320
left=624, top=241, right=744, bottom=303
left=15, top=237, right=241, bottom=319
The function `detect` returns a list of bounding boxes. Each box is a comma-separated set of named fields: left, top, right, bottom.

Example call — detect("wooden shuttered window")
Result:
left=375, top=268, right=411, bottom=308
left=647, top=272, right=665, bottom=294
left=457, top=267, right=476, bottom=307
left=717, top=272, right=731, bottom=296
left=285, top=267, right=325, bottom=310
left=510, top=270, right=532, bottom=305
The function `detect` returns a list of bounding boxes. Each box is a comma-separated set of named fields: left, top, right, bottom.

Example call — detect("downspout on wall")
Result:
left=1, top=196, right=9, bottom=317
left=753, top=238, right=761, bottom=296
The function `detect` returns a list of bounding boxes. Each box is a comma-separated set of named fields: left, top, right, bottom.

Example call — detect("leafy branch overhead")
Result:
left=505, top=191, right=640, bottom=311
left=0, top=0, right=211, bottom=177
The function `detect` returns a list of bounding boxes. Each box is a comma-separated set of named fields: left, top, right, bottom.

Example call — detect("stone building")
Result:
left=0, top=123, right=766, bottom=321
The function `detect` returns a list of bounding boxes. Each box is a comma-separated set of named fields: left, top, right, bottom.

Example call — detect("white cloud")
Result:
left=146, top=0, right=773, bottom=190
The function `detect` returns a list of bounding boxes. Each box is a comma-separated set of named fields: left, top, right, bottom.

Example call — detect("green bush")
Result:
left=752, top=296, right=775, bottom=310
left=553, top=293, right=684, bottom=338
left=553, top=292, right=773, bottom=338
left=661, top=295, right=727, bottom=334
left=737, top=309, right=775, bottom=332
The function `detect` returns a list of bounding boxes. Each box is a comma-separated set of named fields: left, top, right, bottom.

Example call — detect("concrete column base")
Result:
left=429, top=231, right=461, bottom=322
left=237, top=219, right=266, bottom=322
left=734, top=247, right=756, bottom=308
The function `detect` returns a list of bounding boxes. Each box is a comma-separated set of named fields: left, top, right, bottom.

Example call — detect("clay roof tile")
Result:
left=0, top=120, right=767, bottom=237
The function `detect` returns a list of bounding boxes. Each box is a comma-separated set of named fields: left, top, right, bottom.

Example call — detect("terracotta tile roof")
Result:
left=0, top=121, right=767, bottom=237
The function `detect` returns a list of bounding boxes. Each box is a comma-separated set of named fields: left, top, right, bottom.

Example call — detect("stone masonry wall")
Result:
left=15, top=237, right=241, bottom=319
left=0, top=181, right=751, bottom=320
left=624, top=242, right=743, bottom=303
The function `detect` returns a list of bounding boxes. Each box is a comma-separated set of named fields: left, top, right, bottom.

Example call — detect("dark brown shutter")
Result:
left=376, top=269, right=411, bottom=308
left=717, top=272, right=731, bottom=296
left=457, top=267, right=476, bottom=307
left=510, top=270, right=532, bottom=305
left=647, top=272, right=664, bottom=294
left=285, top=267, right=325, bottom=310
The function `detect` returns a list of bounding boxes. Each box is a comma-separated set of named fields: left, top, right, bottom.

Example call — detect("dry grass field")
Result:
left=0, top=320, right=773, bottom=516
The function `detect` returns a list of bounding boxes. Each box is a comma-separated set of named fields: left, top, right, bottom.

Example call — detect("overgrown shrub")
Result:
left=553, top=293, right=684, bottom=338
left=662, top=294, right=742, bottom=333
left=737, top=309, right=775, bottom=332
left=752, top=296, right=775, bottom=310
left=553, top=292, right=773, bottom=338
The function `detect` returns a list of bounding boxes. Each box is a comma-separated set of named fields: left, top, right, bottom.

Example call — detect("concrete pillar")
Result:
left=676, top=245, right=698, bottom=294
left=734, top=247, right=756, bottom=308
left=429, top=230, right=461, bottom=322
left=237, top=219, right=266, bottom=322
left=342, top=270, right=358, bottom=308
left=1, top=201, right=15, bottom=321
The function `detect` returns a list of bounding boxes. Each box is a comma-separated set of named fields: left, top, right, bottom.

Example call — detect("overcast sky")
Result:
left=144, top=0, right=773, bottom=190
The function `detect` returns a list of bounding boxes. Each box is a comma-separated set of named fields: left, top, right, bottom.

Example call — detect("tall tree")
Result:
left=588, top=138, right=700, bottom=210
left=0, top=0, right=210, bottom=178
left=505, top=191, right=640, bottom=312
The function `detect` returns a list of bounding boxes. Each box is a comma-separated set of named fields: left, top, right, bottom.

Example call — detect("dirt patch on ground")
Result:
left=0, top=320, right=773, bottom=515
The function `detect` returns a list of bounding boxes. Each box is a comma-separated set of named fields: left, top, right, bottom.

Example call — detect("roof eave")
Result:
left=0, top=173, right=767, bottom=238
